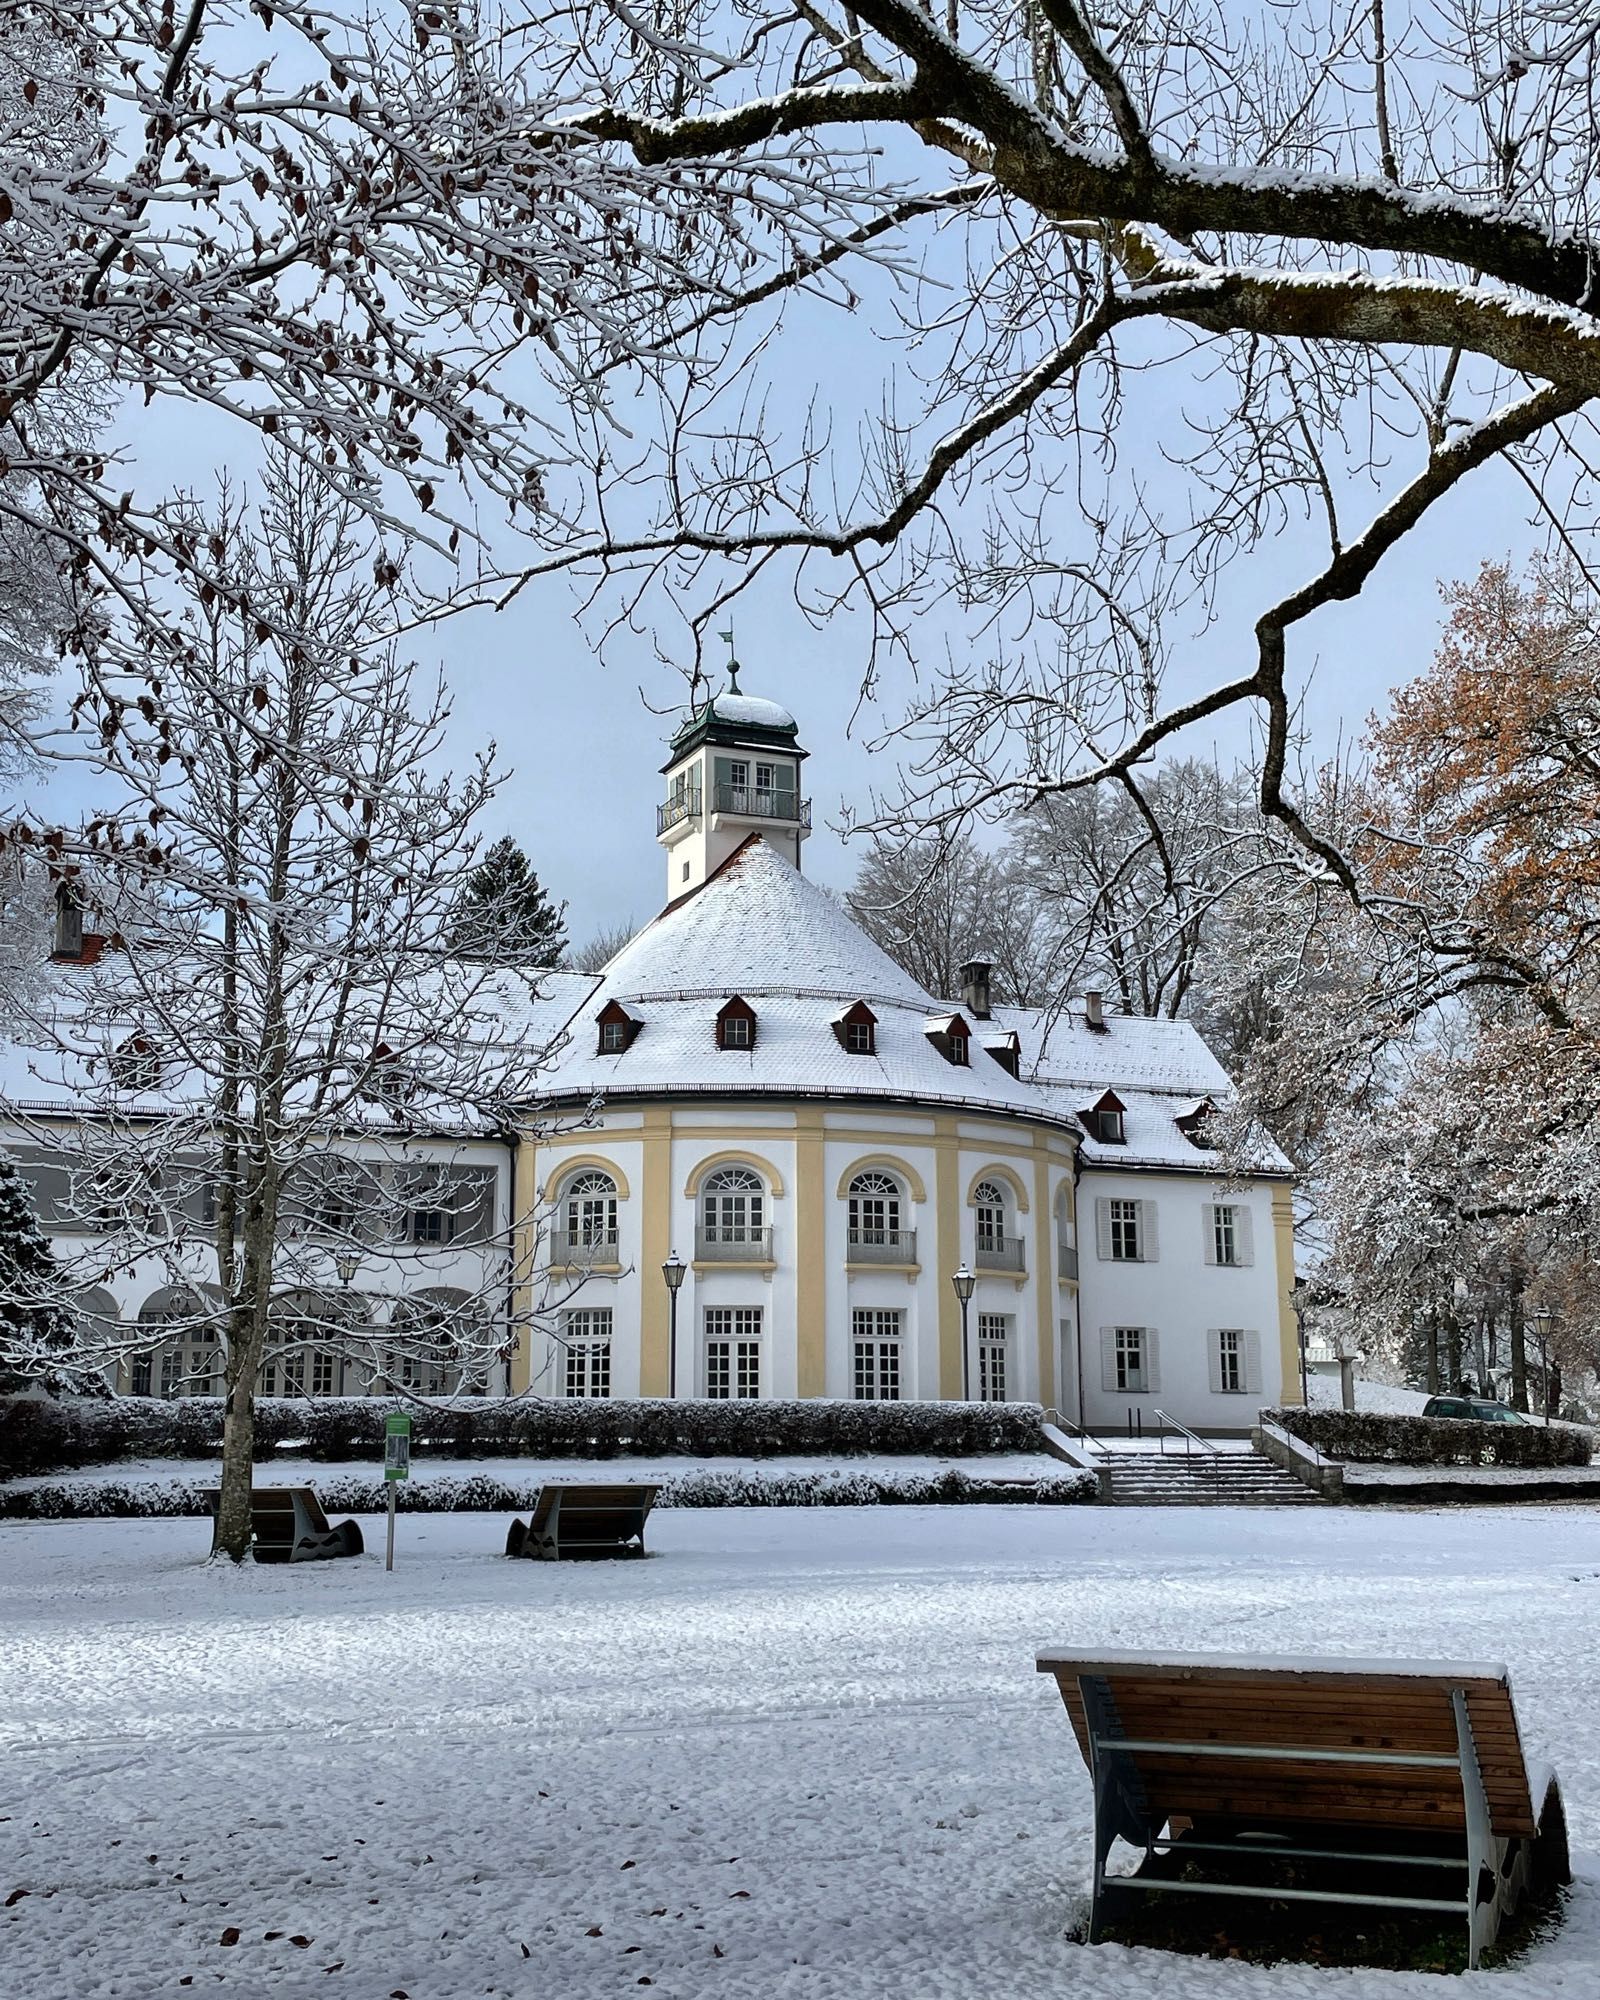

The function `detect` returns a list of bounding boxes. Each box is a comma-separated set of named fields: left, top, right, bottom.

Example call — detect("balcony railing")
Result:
left=975, top=1235, right=1026, bottom=1274
left=549, top=1229, right=620, bottom=1267
left=1058, top=1243, right=1079, bottom=1282
left=695, top=1223, right=775, bottom=1262
left=711, top=783, right=812, bottom=826
left=657, top=789, right=702, bottom=834
left=846, top=1227, right=918, bottom=1265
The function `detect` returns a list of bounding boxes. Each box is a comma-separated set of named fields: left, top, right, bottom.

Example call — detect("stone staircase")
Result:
left=1100, top=1449, right=1325, bottom=1506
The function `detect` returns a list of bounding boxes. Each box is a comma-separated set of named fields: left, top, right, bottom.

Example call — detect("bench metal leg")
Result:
left=1079, top=1675, right=1157, bottom=1944
left=1453, top=1688, right=1497, bottom=1970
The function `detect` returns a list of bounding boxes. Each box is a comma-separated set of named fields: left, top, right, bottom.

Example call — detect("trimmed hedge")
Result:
left=0, top=1465, right=1095, bottom=1520
left=1266, top=1405, right=1594, bottom=1469
left=1, top=1394, right=1049, bottom=1481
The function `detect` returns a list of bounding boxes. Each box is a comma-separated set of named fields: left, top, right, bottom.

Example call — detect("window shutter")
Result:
left=1206, top=1331, right=1223, bottom=1395
left=1145, top=1329, right=1161, bottom=1394
left=1100, top=1328, right=1119, bottom=1393
left=1140, top=1200, right=1159, bottom=1262
left=1095, top=1198, right=1113, bottom=1261
left=1237, top=1206, right=1255, bottom=1267
left=1245, top=1329, right=1263, bottom=1394
left=1202, top=1204, right=1217, bottom=1266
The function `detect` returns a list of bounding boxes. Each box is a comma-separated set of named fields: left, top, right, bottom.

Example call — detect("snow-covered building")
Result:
left=508, top=678, right=1302, bottom=1432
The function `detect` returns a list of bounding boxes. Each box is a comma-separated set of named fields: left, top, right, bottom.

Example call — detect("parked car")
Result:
left=1422, top=1395, right=1528, bottom=1424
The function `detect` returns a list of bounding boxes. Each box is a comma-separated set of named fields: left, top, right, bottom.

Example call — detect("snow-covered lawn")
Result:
left=5, top=1505, right=1600, bottom=1999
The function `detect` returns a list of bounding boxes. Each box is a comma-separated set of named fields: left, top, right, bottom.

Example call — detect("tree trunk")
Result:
left=213, top=1170, right=278, bottom=1562
left=1472, top=1309, right=1488, bottom=1397
left=1549, top=1360, right=1563, bottom=1420
left=1425, top=1306, right=1440, bottom=1395
left=1509, top=1295, right=1529, bottom=1412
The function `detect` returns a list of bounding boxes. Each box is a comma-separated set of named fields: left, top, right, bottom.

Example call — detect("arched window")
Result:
left=973, top=1178, right=1009, bottom=1253
left=848, top=1171, right=902, bottom=1247
left=702, top=1165, right=764, bottom=1245
left=562, top=1170, right=618, bottom=1249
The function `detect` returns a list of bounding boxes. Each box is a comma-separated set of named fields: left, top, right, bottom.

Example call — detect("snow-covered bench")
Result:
left=1035, top=1648, right=1568, bottom=1969
left=505, top=1482, right=658, bottom=1561
left=199, top=1485, right=364, bottom=1564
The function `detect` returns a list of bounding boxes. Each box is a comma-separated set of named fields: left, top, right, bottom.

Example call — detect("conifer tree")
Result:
left=451, top=837, right=568, bottom=967
left=0, top=1151, right=73, bottom=1393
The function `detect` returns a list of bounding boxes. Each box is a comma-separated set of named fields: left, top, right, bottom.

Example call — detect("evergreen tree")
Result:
left=0, top=1151, right=75, bottom=1393
left=450, top=836, right=568, bottom=966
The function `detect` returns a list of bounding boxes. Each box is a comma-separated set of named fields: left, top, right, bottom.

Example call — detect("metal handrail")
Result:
left=1154, top=1407, right=1223, bottom=1491
left=1046, top=1406, right=1108, bottom=1460
left=711, top=782, right=812, bottom=825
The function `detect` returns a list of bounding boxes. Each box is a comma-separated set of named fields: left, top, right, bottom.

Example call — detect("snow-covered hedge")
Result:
left=1, top=1394, right=1050, bottom=1480
left=1267, top=1406, right=1594, bottom=1468
left=0, top=1465, right=1094, bottom=1519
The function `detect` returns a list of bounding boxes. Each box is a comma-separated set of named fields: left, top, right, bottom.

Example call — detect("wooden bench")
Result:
left=1035, top=1649, right=1568, bottom=1968
left=200, top=1486, right=364, bottom=1564
left=505, top=1483, right=658, bottom=1561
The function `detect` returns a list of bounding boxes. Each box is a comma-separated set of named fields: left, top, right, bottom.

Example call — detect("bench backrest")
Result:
left=530, top=1483, right=658, bottom=1540
left=199, top=1485, right=330, bottom=1545
left=1036, top=1650, right=1536, bottom=1838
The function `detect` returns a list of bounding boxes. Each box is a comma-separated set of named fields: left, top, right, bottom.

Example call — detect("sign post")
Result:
left=383, top=1413, right=412, bottom=1572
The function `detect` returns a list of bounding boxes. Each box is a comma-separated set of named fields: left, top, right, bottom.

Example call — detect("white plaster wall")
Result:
left=1072, top=1171, right=1285, bottom=1434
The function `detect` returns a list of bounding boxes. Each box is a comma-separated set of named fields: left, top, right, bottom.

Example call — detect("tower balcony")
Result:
left=710, top=782, right=812, bottom=827
left=657, top=788, right=702, bottom=837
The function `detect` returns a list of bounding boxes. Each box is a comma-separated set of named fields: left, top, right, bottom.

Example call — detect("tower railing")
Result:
left=657, top=789, right=702, bottom=833
left=711, top=783, right=812, bottom=825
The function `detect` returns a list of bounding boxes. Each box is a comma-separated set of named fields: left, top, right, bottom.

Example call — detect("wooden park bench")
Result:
left=505, top=1483, right=658, bottom=1561
left=200, top=1485, right=364, bottom=1564
left=1035, top=1649, right=1568, bottom=1969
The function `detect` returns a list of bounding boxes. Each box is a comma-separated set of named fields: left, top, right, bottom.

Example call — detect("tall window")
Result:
left=1217, top=1327, right=1244, bottom=1393
left=561, top=1308, right=614, bottom=1398
left=852, top=1308, right=903, bottom=1400
left=563, top=1170, right=618, bottom=1248
left=973, top=1180, right=1008, bottom=1252
left=1108, top=1198, right=1141, bottom=1262
left=311, top=1350, right=339, bottom=1397
left=1114, top=1326, right=1147, bottom=1393
left=848, top=1171, right=901, bottom=1246
left=702, top=1166, right=764, bottom=1244
left=977, top=1313, right=1010, bottom=1403
left=1212, top=1204, right=1240, bottom=1267
left=704, top=1306, right=762, bottom=1398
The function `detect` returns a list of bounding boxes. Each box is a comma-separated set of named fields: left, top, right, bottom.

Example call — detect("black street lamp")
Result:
left=662, top=1250, right=686, bottom=1398
left=1533, top=1308, right=1554, bottom=1419
left=951, top=1264, right=975, bottom=1401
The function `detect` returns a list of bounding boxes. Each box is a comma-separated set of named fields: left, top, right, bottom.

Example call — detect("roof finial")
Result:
left=719, top=626, right=741, bottom=694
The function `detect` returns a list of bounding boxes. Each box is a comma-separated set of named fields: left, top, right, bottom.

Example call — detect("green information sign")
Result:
left=384, top=1412, right=412, bottom=1483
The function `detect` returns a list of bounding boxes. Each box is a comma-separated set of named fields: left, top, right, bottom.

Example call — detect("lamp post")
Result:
left=334, top=1252, right=358, bottom=1396
left=662, top=1251, right=686, bottom=1398
left=1533, top=1309, right=1554, bottom=1419
left=951, top=1264, right=975, bottom=1401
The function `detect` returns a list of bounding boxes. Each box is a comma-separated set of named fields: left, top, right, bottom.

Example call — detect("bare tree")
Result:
left=4, top=461, right=560, bottom=1560
left=846, top=833, right=1056, bottom=1003
left=570, top=917, right=638, bottom=972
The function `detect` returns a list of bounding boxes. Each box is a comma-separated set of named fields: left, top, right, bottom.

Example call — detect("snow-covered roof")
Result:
left=707, top=691, right=796, bottom=731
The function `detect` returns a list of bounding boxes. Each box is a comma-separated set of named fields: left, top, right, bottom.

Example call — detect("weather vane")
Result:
left=718, top=627, right=741, bottom=693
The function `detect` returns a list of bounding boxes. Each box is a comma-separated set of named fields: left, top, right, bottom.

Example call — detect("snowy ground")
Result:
left=5, top=1505, right=1600, bottom=2000
left=1307, top=1374, right=1433, bottom=1414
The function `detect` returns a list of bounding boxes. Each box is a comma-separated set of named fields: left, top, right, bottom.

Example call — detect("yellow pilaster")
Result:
left=509, top=1136, right=541, bottom=1394
left=794, top=1107, right=826, bottom=1396
left=1032, top=1138, right=1056, bottom=1409
left=935, top=1115, right=962, bottom=1398
left=639, top=1107, right=674, bottom=1395
left=1272, top=1186, right=1303, bottom=1405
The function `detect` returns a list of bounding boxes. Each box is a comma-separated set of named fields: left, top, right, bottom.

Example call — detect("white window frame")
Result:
left=561, top=1307, right=614, bottom=1398
left=1204, top=1201, right=1253, bottom=1267
left=563, top=1170, right=618, bottom=1249
left=1208, top=1327, right=1261, bottom=1395
left=973, top=1179, right=1009, bottom=1252
left=704, top=1306, right=763, bottom=1398
left=977, top=1312, right=1011, bottom=1403
left=848, top=1172, right=902, bottom=1245
left=721, top=1011, right=753, bottom=1050
left=1102, top=1324, right=1160, bottom=1395
left=1109, top=1198, right=1140, bottom=1262
left=702, top=1167, right=764, bottom=1244
left=851, top=1307, right=903, bottom=1401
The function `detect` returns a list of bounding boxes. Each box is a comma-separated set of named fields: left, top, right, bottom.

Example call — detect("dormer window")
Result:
left=596, top=1000, right=641, bottom=1056
left=833, top=1000, right=877, bottom=1056
left=111, top=1035, right=160, bottom=1093
left=925, top=1013, right=971, bottom=1067
left=1176, top=1098, right=1215, bottom=1147
left=53, top=883, right=84, bottom=960
left=984, top=1032, right=1021, bottom=1078
left=1081, top=1089, right=1126, bottom=1144
left=716, top=995, right=757, bottom=1051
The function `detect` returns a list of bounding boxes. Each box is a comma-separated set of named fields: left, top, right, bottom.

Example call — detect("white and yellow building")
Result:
left=513, top=680, right=1303, bottom=1431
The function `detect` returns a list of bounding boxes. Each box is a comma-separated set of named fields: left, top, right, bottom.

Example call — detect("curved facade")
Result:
left=511, top=683, right=1302, bottom=1428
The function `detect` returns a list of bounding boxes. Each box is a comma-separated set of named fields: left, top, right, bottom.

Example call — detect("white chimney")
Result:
left=959, top=955, right=993, bottom=1021
left=1084, top=989, right=1105, bottom=1031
